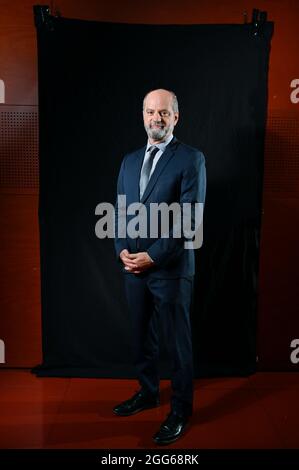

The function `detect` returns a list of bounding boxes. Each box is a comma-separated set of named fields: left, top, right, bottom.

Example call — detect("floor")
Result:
left=0, top=370, right=298, bottom=449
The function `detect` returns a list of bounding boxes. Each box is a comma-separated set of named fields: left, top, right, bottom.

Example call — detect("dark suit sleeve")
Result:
left=114, top=156, right=129, bottom=263
left=147, top=151, right=206, bottom=268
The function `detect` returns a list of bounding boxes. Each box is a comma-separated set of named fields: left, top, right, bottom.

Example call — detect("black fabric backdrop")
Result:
left=32, top=16, right=273, bottom=377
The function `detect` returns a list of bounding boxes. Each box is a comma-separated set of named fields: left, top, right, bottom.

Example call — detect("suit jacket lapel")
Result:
left=139, top=136, right=178, bottom=203
left=131, top=146, right=147, bottom=203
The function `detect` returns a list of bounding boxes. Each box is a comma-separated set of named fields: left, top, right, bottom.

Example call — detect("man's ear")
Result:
left=174, top=112, right=179, bottom=125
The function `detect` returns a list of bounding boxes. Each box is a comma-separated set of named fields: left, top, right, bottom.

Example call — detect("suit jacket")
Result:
left=114, top=136, right=206, bottom=279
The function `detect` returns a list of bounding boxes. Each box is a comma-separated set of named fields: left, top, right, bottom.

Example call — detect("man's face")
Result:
left=143, top=91, right=179, bottom=142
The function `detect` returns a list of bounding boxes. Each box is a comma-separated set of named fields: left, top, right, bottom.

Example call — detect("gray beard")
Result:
left=145, top=123, right=173, bottom=141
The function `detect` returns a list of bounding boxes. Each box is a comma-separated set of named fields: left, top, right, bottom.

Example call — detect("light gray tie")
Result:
left=139, top=145, right=159, bottom=199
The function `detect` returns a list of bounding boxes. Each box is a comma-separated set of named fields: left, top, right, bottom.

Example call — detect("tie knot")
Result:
left=147, top=145, right=159, bottom=158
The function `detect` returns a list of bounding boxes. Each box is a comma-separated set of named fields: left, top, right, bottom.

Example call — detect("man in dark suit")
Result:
left=113, top=89, right=206, bottom=445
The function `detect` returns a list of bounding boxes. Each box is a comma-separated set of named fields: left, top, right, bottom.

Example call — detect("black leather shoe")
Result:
left=153, top=411, right=189, bottom=445
left=113, top=390, right=159, bottom=416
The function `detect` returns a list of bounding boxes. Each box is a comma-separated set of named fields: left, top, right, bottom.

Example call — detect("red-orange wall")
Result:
left=0, top=0, right=299, bottom=370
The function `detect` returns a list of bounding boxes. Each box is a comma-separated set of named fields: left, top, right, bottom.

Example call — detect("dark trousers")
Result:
left=124, top=274, right=194, bottom=417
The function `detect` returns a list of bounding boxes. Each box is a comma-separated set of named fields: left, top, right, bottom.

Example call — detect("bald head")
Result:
left=142, top=89, right=179, bottom=144
left=143, top=89, right=179, bottom=113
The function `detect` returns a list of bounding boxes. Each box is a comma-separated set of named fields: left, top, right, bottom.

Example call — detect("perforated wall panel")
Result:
left=0, top=106, right=38, bottom=191
left=264, top=113, right=299, bottom=195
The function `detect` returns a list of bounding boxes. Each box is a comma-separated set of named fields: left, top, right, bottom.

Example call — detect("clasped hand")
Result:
left=119, top=249, right=154, bottom=274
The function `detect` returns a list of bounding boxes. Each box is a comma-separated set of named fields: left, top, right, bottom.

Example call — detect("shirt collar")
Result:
left=146, top=133, right=174, bottom=153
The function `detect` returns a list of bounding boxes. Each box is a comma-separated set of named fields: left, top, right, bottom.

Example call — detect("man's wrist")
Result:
left=147, top=253, right=155, bottom=264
